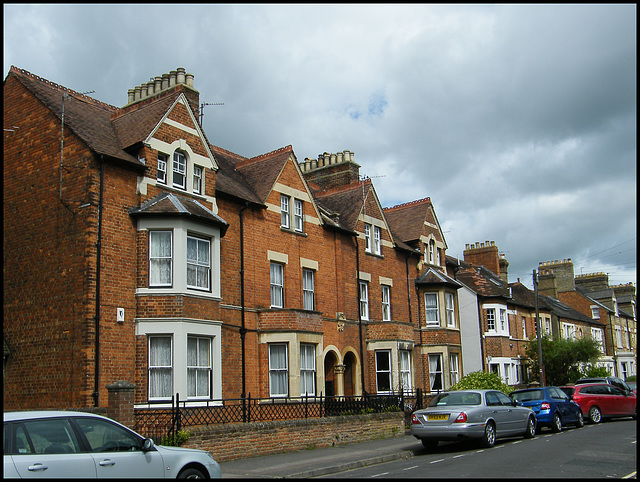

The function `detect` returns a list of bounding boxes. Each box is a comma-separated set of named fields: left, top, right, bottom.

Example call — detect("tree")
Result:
left=450, top=371, right=513, bottom=394
left=525, top=335, right=602, bottom=386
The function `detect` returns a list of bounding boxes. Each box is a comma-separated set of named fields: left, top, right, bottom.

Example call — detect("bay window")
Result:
left=269, top=343, right=289, bottom=397
left=149, top=231, right=172, bottom=287
left=429, top=354, right=443, bottom=391
left=187, top=336, right=211, bottom=398
left=300, top=344, right=316, bottom=396
left=187, top=235, right=210, bottom=291
left=425, top=292, right=439, bottom=326
left=149, top=336, right=172, bottom=399
left=375, top=350, right=392, bottom=393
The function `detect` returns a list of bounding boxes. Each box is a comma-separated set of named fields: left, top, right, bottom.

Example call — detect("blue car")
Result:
left=510, top=386, right=584, bottom=433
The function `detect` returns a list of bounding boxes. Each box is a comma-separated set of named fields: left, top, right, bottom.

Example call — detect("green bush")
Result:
left=160, top=429, right=190, bottom=447
left=626, top=375, right=636, bottom=382
left=580, top=364, right=611, bottom=378
left=450, top=371, right=513, bottom=395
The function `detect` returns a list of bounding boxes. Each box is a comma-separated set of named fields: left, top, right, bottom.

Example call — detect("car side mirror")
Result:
left=142, top=438, right=156, bottom=452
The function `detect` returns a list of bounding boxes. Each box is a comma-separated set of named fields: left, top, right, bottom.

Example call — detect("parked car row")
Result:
left=411, top=384, right=636, bottom=450
left=3, top=411, right=221, bottom=479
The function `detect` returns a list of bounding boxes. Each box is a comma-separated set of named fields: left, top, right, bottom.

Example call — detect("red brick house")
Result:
left=4, top=66, right=461, bottom=410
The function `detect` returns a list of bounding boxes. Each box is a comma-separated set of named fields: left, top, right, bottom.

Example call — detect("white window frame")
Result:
left=486, top=308, right=496, bottom=331
left=187, top=336, right=211, bottom=399
left=364, top=224, right=372, bottom=253
left=485, top=304, right=509, bottom=335
left=269, top=343, right=289, bottom=398
left=381, top=285, right=391, bottom=321
left=302, top=268, right=315, bottom=311
left=187, top=234, right=211, bottom=291
left=359, top=281, right=369, bottom=321
left=157, top=153, right=167, bottom=184
left=173, top=151, right=187, bottom=190
left=591, top=327, right=604, bottom=353
left=400, top=350, right=412, bottom=391
left=522, top=316, right=527, bottom=339
left=373, top=226, right=381, bottom=255
left=149, top=230, right=173, bottom=287
left=270, top=262, right=284, bottom=308
left=445, top=292, right=455, bottom=327
left=429, top=353, right=443, bottom=391
left=294, top=198, right=304, bottom=232
left=615, top=325, right=623, bottom=348
left=280, top=195, right=290, bottom=229
left=193, top=165, right=203, bottom=195
left=428, top=240, right=435, bottom=264
left=300, top=343, right=316, bottom=396
left=562, top=322, right=576, bottom=340
left=499, top=309, right=507, bottom=332
left=591, top=306, right=600, bottom=319
left=148, top=335, right=173, bottom=400
left=450, top=353, right=459, bottom=386
left=425, top=292, right=439, bottom=326
left=375, top=350, right=392, bottom=394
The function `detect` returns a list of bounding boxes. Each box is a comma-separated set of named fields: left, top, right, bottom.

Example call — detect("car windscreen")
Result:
left=510, top=390, right=544, bottom=402
left=428, top=392, right=481, bottom=407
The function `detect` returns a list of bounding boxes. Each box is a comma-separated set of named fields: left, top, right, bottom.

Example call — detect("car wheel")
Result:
left=575, top=411, right=584, bottom=428
left=421, top=439, right=438, bottom=450
left=551, top=412, right=562, bottom=433
left=481, top=421, right=496, bottom=448
left=588, top=406, right=602, bottom=424
left=178, top=467, right=208, bottom=479
left=524, top=416, right=536, bottom=439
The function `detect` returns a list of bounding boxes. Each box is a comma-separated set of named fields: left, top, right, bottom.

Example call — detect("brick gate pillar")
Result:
left=106, top=381, right=136, bottom=428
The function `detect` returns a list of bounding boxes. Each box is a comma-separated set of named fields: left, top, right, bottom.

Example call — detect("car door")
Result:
left=485, top=391, right=510, bottom=435
left=8, top=418, right=96, bottom=478
left=549, top=387, right=576, bottom=423
left=72, top=416, right=165, bottom=478
left=606, top=386, right=635, bottom=415
left=496, top=391, right=526, bottom=434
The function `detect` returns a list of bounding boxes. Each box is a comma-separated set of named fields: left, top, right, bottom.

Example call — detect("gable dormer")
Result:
left=114, top=69, right=220, bottom=210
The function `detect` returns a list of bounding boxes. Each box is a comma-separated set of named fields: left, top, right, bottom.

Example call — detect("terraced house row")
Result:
left=3, top=66, right=636, bottom=412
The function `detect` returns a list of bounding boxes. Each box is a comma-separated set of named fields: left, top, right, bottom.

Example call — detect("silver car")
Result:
left=3, top=411, right=221, bottom=478
left=410, top=389, right=536, bottom=449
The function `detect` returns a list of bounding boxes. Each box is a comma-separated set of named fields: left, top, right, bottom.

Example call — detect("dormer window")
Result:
left=173, top=151, right=187, bottom=190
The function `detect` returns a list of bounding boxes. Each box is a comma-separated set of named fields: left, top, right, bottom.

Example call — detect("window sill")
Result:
left=280, top=226, right=308, bottom=237
left=364, top=251, right=384, bottom=259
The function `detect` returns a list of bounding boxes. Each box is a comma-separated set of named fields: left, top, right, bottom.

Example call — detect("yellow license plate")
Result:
left=428, top=414, right=448, bottom=421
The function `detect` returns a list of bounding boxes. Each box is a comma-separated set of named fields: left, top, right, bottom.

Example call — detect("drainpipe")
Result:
left=405, top=256, right=413, bottom=325
left=239, top=203, right=249, bottom=401
left=354, top=235, right=366, bottom=395
left=92, top=157, right=104, bottom=407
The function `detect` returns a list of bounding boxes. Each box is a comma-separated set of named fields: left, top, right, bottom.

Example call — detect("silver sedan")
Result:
left=410, top=389, right=536, bottom=449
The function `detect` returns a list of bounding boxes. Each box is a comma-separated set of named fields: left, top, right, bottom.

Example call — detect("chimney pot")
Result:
left=185, top=73, right=194, bottom=87
left=127, top=89, right=135, bottom=104
left=141, top=83, right=148, bottom=98
left=155, top=76, right=162, bottom=92
left=330, top=153, right=336, bottom=164
left=169, top=70, right=177, bottom=87
left=337, top=152, right=343, bottom=163
left=147, top=80, right=155, bottom=95
left=134, top=85, right=142, bottom=102
left=162, top=73, right=170, bottom=90
left=177, top=67, right=186, bottom=84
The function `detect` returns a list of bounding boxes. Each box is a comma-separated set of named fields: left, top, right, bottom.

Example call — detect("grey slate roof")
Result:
left=129, top=191, right=228, bottom=235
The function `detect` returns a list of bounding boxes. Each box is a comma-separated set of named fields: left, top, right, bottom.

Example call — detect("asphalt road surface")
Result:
left=318, top=418, right=637, bottom=478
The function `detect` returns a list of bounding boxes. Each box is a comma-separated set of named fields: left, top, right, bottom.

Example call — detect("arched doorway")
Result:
left=324, top=351, right=338, bottom=397
left=343, top=351, right=357, bottom=397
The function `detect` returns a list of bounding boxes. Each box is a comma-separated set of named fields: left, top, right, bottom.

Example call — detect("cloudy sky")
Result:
left=4, top=4, right=636, bottom=290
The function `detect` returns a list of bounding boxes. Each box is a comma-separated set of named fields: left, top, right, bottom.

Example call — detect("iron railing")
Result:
left=134, top=391, right=412, bottom=443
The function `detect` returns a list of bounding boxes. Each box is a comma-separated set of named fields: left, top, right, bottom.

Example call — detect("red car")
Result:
left=560, top=383, right=636, bottom=424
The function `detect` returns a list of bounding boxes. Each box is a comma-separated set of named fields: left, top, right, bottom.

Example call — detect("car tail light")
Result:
left=411, top=414, right=421, bottom=424
left=454, top=412, right=467, bottom=423
left=541, top=402, right=550, bottom=410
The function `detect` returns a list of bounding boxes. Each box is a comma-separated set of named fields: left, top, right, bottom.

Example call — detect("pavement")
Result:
left=219, top=430, right=420, bottom=478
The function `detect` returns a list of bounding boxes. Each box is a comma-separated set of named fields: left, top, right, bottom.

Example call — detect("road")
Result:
left=317, top=419, right=637, bottom=478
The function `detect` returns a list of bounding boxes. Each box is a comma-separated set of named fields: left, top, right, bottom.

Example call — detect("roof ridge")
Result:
left=210, top=144, right=249, bottom=161
left=10, top=66, right=118, bottom=112
left=234, top=145, right=293, bottom=168
left=383, top=197, right=431, bottom=212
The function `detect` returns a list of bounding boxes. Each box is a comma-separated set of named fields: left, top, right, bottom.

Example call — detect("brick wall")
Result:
left=182, top=412, right=404, bottom=462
